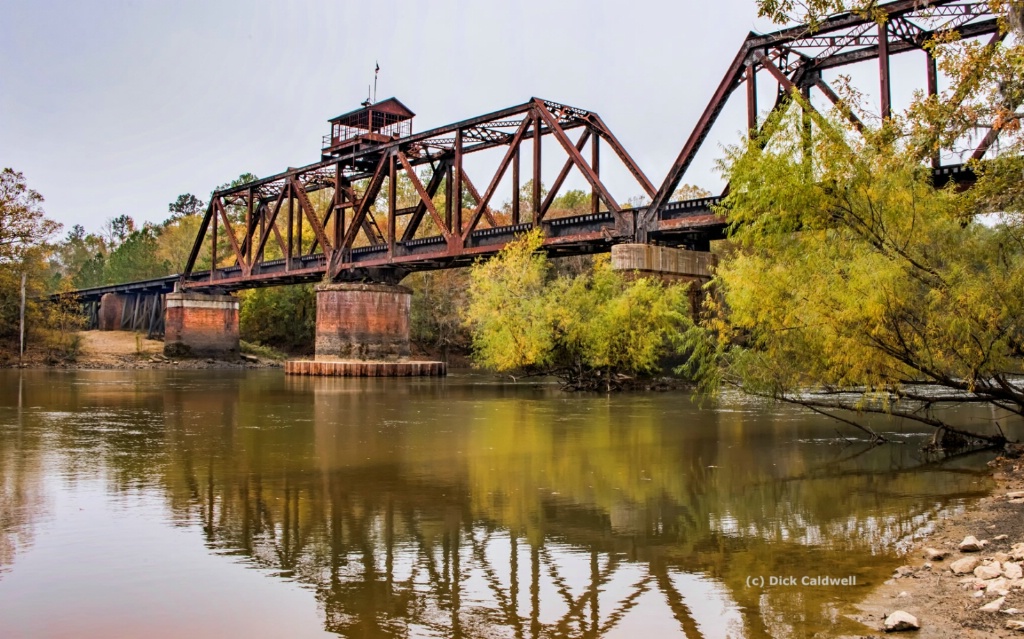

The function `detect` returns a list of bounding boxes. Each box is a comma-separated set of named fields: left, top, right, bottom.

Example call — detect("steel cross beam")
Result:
left=638, top=0, right=999, bottom=241
left=180, top=98, right=656, bottom=290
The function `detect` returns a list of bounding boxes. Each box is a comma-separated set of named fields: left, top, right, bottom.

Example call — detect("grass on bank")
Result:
left=240, top=340, right=288, bottom=361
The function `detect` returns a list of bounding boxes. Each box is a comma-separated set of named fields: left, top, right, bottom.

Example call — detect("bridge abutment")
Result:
left=611, top=244, right=716, bottom=313
left=163, top=292, right=239, bottom=357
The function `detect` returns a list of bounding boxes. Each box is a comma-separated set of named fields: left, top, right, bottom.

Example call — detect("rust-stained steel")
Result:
left=640, top=0, right=1000, bottom=241
left=181, top=97, right=658, bottom=290
left=81, top=0, right=1002, bottom=299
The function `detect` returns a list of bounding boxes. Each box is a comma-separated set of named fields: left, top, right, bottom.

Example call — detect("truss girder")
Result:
left=181, top=98, right=655, bottom=289
left=640, top=0, right=1000, bottom=239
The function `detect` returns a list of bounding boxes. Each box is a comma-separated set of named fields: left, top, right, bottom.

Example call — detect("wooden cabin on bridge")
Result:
left=321, top=97, right=415, bottom=160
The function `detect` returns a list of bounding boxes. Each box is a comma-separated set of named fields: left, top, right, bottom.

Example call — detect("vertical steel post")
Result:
left=926, top=49, right=940, bottom=168
left=210, top=202, right=218, bottom=282
left=533, top=111, right=542, bottom=224
left=334, top=165, right=343, bottom=250
left=388, top=152, right=397, bottom=255
left=245, top=187, right=253, bottom=265
left=260, top=201, right=266, bottom=262
left=453, top=130, right=463, bottom=237
left=926, top=49, right=938, bottom=98
left=746, top=62, right=758, bottom=138
left=445, top=161, right=453, bottom=231
left=286, top=184, right=293, bottom=271
left=296, top=184, right=303, bottom=256
left=879, top=21, right=892, bottom=120
left=512, top=145, right=521, bottom=225
left=591, top=130, right=600, bottom=214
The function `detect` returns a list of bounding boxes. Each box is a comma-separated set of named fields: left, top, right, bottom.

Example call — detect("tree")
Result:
left=99, top=214, right=135, bottom=250
left=464, top=230, right=693, bottom=390
left=546, top=189, right=590, bottom=216
left=0, top=168, right=59, bottom=266
left=41, top=277, right=86, bottom=361
left=757, top=1, right=1023, bottom=32
left=165, top=193, right=205, bottom=223
left=672, top=184, right=712, bottom=201
left=156, top=214, right=204, bottom=273
left=0, top=169, right=60, bottom=343
left=103, top=225, right=171, bottom=284
left=680, top=94, right=1023, bottom=445
left=675, top=0, right=1024, bottom=446
left=238, top=284, right=315, bottom=353
left=216, top=173, right=258, bottom=192
left=406, top=269, right=472, bottom=358
left=51, top=224, right=108, bottom=289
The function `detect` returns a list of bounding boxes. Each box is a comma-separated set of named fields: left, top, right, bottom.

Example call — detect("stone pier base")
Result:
left=163, top=292, right=239, bottom=357
left=98, top=293, right=126, bottom=331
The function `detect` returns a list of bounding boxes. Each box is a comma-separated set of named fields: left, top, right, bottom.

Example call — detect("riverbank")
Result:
left=843, top=451, right=1024, bottom=638
left=1, top=330, right=282, bottom=370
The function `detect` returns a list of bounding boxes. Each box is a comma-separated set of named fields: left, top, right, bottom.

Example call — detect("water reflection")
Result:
left=0, top=375, right=48, bottom=575
left=0, top=370, right=1008, bottom=638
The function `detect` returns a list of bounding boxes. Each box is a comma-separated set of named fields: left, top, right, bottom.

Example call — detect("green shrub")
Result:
left=464, top=230, right=693, bottom=390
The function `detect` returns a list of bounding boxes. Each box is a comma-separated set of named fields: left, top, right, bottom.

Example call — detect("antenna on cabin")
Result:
left=373, top=61, right=379, bottom=103
left=361, top=84, right=371, bottom=108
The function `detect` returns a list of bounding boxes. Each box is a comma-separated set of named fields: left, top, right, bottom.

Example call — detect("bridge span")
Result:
left=65, top=0, right=1000, bottom=364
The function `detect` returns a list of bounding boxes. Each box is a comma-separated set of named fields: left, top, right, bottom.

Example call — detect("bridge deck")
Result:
left=67, top=160, right=975, bottom=302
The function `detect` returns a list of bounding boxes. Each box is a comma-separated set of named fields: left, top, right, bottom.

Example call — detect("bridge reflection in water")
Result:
left=0, top=371, right=999, bottom=638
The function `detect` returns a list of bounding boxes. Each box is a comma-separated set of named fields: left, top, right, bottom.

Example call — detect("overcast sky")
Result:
left=2, top=1, right=931, bottom=236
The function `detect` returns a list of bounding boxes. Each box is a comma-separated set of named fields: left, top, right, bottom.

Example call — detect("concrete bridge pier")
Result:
left=314, top=282, right=412, bottom=360
left=611, top=244, right=717, bottom=314
left=285, top=282, right=444, bottom=376
left=163, top=292, right=239, bottom=357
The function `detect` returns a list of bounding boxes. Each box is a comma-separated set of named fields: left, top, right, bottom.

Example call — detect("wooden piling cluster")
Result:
left=285, top=359, right=446, bottom=377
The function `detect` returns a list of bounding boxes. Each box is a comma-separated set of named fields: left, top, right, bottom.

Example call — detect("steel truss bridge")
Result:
left=69, top=0, right=1002, bottom=316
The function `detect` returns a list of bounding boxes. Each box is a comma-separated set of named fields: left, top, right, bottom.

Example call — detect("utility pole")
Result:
left=19, top=272, right=26, bottom=365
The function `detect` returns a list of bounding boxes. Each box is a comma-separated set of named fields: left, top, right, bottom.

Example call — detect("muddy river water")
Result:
left=0, top=369, right=1009, bottom=638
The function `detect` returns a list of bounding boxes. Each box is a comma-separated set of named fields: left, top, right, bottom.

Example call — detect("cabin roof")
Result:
left=328, top=97, right=416, bottom=125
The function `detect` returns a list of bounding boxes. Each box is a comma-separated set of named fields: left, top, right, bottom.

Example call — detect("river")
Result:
left=0, top=369, right=1009, bottom=638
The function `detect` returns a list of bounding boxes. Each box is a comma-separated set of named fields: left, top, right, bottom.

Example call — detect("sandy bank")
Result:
left=2, top=330, right=281, bottom=370
left=843, top=452, right=1024, bottom=638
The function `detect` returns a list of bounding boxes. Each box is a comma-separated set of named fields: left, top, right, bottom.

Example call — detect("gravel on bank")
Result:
left=843, top=450, right=1024, bottom=638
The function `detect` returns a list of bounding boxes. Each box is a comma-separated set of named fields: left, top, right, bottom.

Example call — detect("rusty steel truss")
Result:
left=639, top=0, right=1001, bottom=239
left=181, top=98, right=663, bottom=289
left=43, top=1, right=957, bottom=295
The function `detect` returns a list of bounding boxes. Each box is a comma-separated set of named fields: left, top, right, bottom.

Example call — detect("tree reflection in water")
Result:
left=0, top=375, right=49, bottom=575
left=0, top=370, right=1007, bottom=638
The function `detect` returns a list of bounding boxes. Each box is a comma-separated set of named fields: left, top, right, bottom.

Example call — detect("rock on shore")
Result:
left=884, top=610, right=920, bottom=632
left=845, top=454, right=1024, bottom=638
